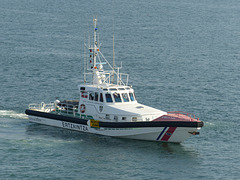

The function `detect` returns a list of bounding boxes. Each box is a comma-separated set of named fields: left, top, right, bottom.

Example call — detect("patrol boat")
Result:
left=25, top=18, right=203, bottom=143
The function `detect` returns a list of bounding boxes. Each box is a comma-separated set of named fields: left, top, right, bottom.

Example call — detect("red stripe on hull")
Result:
left=161, top=127, right=177, bottom=141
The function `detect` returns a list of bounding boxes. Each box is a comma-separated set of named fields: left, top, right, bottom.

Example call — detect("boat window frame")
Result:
left=113, top=92, right=122, bottom=103
left=100, top=93, right=104, bottom=102
left=109, top=88, right=118, bottom=91
left=129, top=92, right=135, bottom=101
left=121, top=93, right=130, bottom=102
left=89, top=91, right=95, bottom=101
left=95, top=92, right=99, bottom=101
left=105, top=93, right=113, bottom=103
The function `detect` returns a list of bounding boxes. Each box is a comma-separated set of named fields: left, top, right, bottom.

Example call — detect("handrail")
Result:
left=83, top=70, right=129, bottom=86
left=29, top=101, right=80, bottom=118
left=55, top=103, right=78, bottom=116
left=29, top=102, right=55, bottom=112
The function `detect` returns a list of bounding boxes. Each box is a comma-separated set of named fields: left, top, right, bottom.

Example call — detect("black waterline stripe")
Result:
left=25, top=109, right=204, bottom=128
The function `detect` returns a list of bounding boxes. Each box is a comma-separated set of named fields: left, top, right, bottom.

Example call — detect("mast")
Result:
left=91, top=17, right=102, bottom=85
left=93, top=18, right=97, bottom=69
left=83, top=17, right=128, bottom=86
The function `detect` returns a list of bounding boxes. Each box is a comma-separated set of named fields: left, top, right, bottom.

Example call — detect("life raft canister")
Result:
left=80, top=104, right=86, bottom=113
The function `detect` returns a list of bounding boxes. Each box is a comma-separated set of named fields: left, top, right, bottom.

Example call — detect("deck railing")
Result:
left=29, top=102, right=78, bottom=115
left=29, top=102, right=55, bottom=112
left=55, top=103, right=78, bottom=116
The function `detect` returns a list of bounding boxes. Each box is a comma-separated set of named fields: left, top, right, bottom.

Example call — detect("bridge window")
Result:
left=122, top=93, right=129, bottom=102
left=109, top=88, right=117, bottom=91
left=89, top=91, right=94, bottom=100
left=95, top=92, right=99, bottom=101
left=113, top=93, right=122, bottom=103
left=129, top=92, right=135, bottom=101
left=105, top=93, right=113, bottom=103
left=100, top=93, right=104, bottom=102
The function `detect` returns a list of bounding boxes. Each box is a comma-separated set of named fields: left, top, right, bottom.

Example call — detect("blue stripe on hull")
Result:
left=156, top=127, right=167, bottom=140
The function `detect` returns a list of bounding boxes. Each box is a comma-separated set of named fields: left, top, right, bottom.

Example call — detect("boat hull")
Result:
left=26, top=109, right=202, bottom=143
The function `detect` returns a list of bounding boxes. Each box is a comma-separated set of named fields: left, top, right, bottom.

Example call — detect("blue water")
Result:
left=1, top=0, right=239, bottom=179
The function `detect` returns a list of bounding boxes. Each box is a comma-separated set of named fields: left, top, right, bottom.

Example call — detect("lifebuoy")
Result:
left=80, top=104, right=86, bottom=113
left=81, top=91, right=88, bottom=98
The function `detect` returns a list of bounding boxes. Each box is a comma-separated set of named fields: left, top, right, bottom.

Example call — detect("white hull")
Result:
left=28, top=115, right=200, bottom=143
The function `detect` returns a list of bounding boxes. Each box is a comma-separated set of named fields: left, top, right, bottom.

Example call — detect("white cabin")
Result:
left=78, top=84, right=166, bottom=122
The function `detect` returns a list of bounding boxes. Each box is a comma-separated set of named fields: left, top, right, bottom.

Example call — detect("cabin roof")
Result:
left=78, top=84, right=133, bottom=91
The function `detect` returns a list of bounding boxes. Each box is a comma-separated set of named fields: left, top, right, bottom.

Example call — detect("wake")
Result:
left=0, top=110, right=28, bottom=119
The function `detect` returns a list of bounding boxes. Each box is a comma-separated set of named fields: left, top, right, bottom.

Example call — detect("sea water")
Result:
left=0, top=0, right=239, bottom=179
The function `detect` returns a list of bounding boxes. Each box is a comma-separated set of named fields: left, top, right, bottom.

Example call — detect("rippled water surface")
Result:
left=0, top=0, right=239, bottom=179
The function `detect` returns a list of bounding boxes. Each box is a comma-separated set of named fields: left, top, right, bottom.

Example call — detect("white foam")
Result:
left=203, top=121, right=215, bottom=127
left=0, top=110, right=28, bottom=119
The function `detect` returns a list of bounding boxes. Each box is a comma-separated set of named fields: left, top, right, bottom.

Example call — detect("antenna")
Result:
left=111, top=2, right=115, bottom=84
left=84, top=33, right=86, bottom=83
